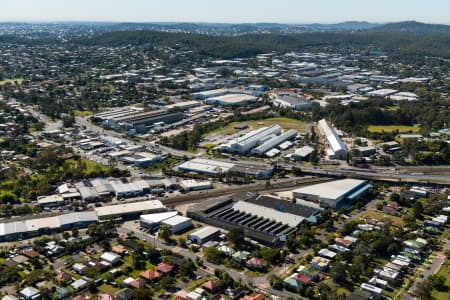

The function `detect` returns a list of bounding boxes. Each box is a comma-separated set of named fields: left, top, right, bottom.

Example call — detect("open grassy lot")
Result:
left=363, top=209, right=404, bottom=227
left=0, top=78, right=24, bottom=85
left=205, top=117, right=309, bottom=137
left=367, top=125, right=420, bottom=133
left=73, top=110, right=93, bottom=117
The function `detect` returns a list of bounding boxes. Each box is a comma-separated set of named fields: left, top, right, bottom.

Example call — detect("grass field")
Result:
left=363, top=209, right=404, bottom=227
left=367, top=125, right=420, bottom=133
left=73, top=110, right=93, bottom=117
left=205, top=117, right=309, bottom=137
left=0, top=78, right=24, bottom=86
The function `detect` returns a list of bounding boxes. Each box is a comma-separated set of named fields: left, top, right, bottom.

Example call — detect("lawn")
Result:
left=0, top=78, right=24, bottom=86
left=367, top=125, right=420, bottom=133
left=98, top=283, right=119, bottom=295
left=204, top=117, right=309, bottom=137
left=432, top=260, right=450, bottom=300
left=73, top=110, right=93, bottom=117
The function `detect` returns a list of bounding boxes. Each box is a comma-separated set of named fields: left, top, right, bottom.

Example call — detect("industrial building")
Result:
left=177, top=158, right=273, bottom=179
left=188, top=226, right=221, bottom=244
left=119, top=152, right=164, bottom=167
left=165, top=100, right=201, bottom=111
left=292, top=179, right=372, bottom=208
left=95, top=200, right=165, bottom=221
left=251, top=129, right=297, bottom=156
left=187, top=193, right=321, bottom=246
left=191, top=89, right=227, bottom=100
left=110, top=181, right=143, bottom=198
left=140, top=211, right=179, bottom=229
left=140, top=212, right=192, bottom=233
left=291, top=146, right=315, bottom=161
left=317, top=119, right=348, bottom=160
left=95, top=109, right=184, bottom=133
left=271, top=91, right=312, bottom=110
left=205, top=93, right=258, bottom=106
left=220, top=125, right=282, bottom=153
left=0, top=212, right=98, bottom=242
left=179, top=179, right=212, bottom=191
left=161, top=215, right=193, bottom=233
left=177, top=158, right=234, bottom=177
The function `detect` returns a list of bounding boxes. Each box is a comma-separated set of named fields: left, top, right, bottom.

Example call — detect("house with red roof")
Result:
left=202, top=279, right=221, bottom=293
left=140, top=269, right=161, bottom=281
left=245, top=257, right=265, bottom=270
left=296, top=273, right=312, bottom=286
left=157, top=262, right=174, bottom=274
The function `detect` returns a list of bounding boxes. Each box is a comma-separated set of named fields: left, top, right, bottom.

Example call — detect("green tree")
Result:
left=204, top=247, right=224, bottom=264
left=227, top=227, right=245, bottom=246
left=159, top=224, right=172, bottom=242
left=331, top=261, right=347, bottom=284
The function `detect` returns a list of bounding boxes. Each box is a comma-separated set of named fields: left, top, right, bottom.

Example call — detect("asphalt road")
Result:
left=118, top=224, right=308, bottom=299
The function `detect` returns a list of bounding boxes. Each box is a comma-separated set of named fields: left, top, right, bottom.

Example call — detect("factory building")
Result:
left=95, top=200, right=165, bottom=221
left=271, top=91, right=312, bottom=110
left=318, top=119, right=348, bottom=160
left=110, top=181, right=143, bottom=198
left=188, top=226, right=221, bottom=245
left=191, top=89, right=227, bottom=100
left=220, top=125, right=282, bottom=154
left=188, top=193, right=321, bottom=247
left=0, top=212, right=98, bottom=242
left=292, top=179, right=372, bottom=209
left=95, top=109, right=184, bottom=133
left=205, top=93, right=258, bottom=106
left=251, top=129, right=297, bottom=156
left=161, top=215, right=193, bottom=233
left=179, top=179, right=212, bottom=191
left=177, top=158, right=234, bottom=177
left=177, top=158, right=274, bottom=179
left=140, top=212, right=192, bottom=233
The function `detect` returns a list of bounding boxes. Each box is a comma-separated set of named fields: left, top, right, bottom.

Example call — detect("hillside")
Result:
left=370, top=21, right=450, bottom=34
left=77, top=30, right=450, bottom=59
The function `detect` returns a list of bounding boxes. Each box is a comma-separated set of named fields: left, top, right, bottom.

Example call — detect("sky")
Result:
left=1, top=0, right=449, bottom=24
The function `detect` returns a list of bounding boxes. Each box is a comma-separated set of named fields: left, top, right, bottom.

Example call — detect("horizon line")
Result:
left=0, top=19, right=449, bottom=26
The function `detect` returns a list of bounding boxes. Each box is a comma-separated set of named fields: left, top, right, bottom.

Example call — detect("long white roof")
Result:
left=318, top=119, right=347, bottom=153
left=140, top=211, right=178, bottom=224
left=178, top=158, right=234, bottom=174
left=0, top=212, right=98, bottom=237
left=293, top=179, right=366, bottom=201
left=95, top=200, right=164, bottom=217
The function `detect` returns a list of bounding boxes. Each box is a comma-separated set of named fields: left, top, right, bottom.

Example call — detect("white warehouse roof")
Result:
left=95, top=200, right=164, bottom=218
left=140, top=211, right=179, bottom=225
left=318, top=119, right=348, bottom=156
left=292, top=179, right=367, bottom=201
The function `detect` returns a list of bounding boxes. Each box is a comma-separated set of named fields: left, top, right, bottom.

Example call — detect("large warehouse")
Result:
left=95, top=200, right=165, bottom=220
left=95, top=109, right=184, bottom=133
left=0, top=212, right=98, bottom=242
left=220, top=125, right=282, bottom=153
left=140, top=212, right=192, bottom=233
left=251, top=129, right=297, bottom=156
left=205, top=93, right=258, bottom=106
left=177, top=158, right=274, bottom=179
left=292, top=179, right=372, bottom=208
left=318, top=119, right=348, bottom=160
left=187, top=193, right=321, bottom=247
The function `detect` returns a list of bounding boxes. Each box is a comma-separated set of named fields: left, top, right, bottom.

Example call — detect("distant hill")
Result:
left=77, top=29, right=450, bottom=59
left=369, top=21, right=450, bottom=34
